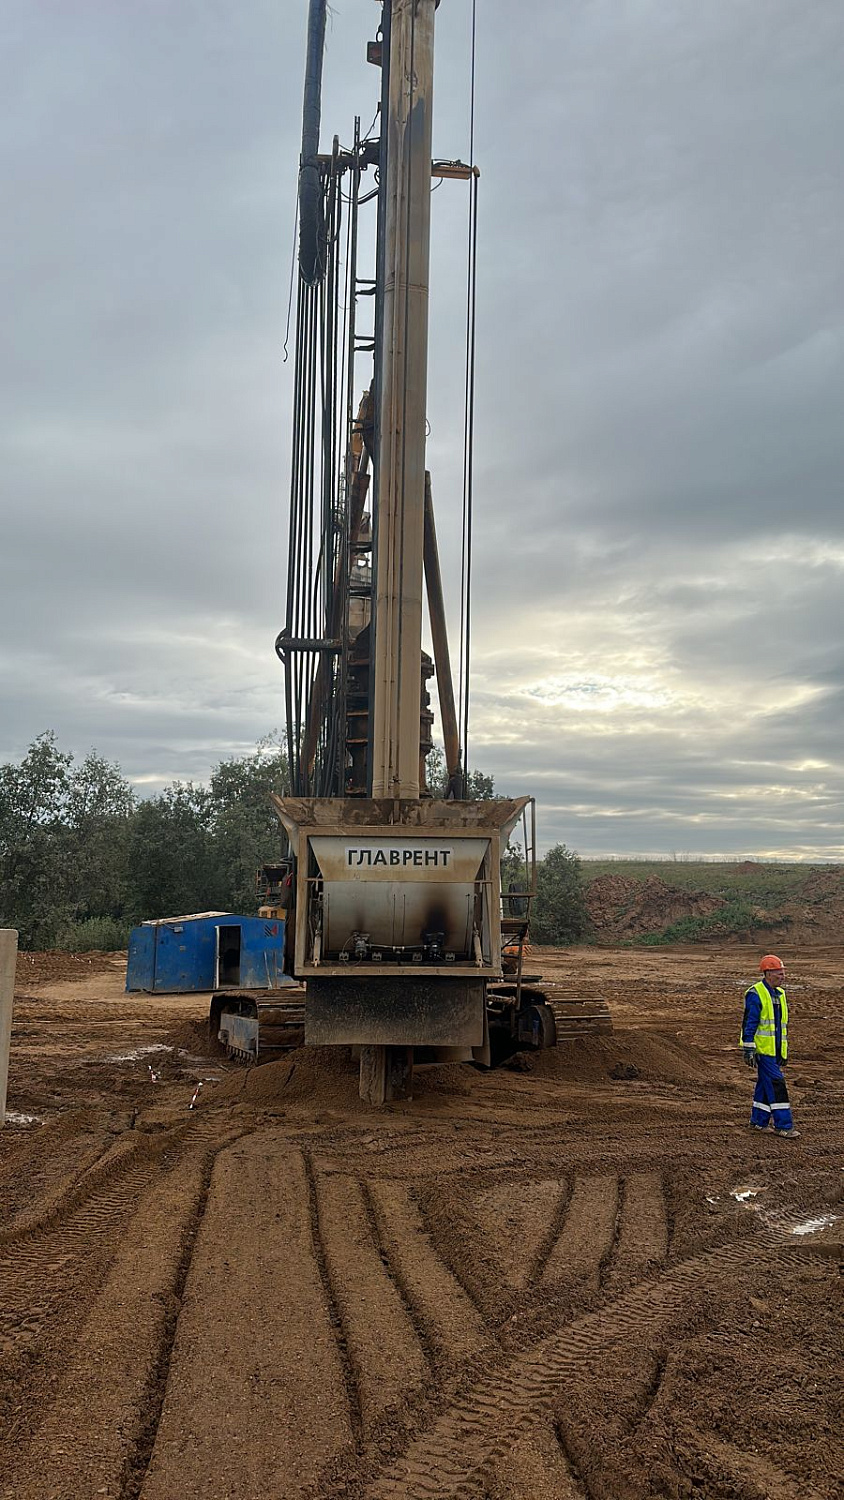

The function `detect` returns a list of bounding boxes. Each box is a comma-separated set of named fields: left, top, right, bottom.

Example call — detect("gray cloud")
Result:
left=2, top=0, right=843, bottom=855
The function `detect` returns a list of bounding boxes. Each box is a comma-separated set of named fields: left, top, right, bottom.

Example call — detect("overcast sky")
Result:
left=2, top=1, right=843, bottom=858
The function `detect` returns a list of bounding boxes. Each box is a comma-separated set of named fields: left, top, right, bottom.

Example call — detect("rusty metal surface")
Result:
left=371, top=0, right=438, bottom=798
left=271, top=795, right=530, bottom=837
left=305, top=977, right=485, bottom=1047
left=423, top=474, right=461, bottom=787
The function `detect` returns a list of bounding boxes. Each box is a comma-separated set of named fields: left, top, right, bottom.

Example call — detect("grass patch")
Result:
left=635, top=900, right=792, bottom=946
left=583, top=860, right=830, bottom=907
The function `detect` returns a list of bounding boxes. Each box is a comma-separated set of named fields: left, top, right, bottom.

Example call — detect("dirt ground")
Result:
left=2, top=946, right=843, bottom=1500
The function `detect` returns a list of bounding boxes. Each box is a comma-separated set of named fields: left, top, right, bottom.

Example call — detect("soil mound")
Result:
left=584, top=864, right=844, bottom=946
left=200, top=1046, right=365, bottom=1113
left=586, top=875, right=721, bottom=941
left=199, top=1030, right=706, bottom=1110
left=530, top=1028, right=703, bottom=1085
left=778, top=867, right=844, bottom=942
left=201, top=1047, right=483, bottom=1114
left=166, top=1017, right=219, bottom=1058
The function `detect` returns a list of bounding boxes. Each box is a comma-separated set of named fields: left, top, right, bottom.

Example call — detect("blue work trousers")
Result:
left=750, top=1053, right=793, bottom=1131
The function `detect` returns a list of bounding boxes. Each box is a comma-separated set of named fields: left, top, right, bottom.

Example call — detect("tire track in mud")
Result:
left=628, top=1348, right=668, bottom=1432
left=0, top=1133, right=144, bottom=1252
left=0, top=1139, right=160, bottom=1362
left=314, top=1172, right=428, bottom=1431
left=304, top=1155, right=364, bottom=1443
left=537, top=1172, right=668, bottom=1295
left=674, top=1430, right=827, bottom=1500
left=527, top=1180, right=571, bottom=1283
left=0, top=1119, right=245, bottom=1363
left=122, top=1139, right=236, bottom=1500
left=599, top=1175, right=624, bottom=1287
left=0, top=1142, right=224, bottom=1500
left=0, top=1112, right=227, bottom=1255
left=367, top=1179, right=489, bottom=1367
left=362, top=1236, right=793, bottom=1500
left=464, top=1176, right=568, bottom=1292
left=139, top=1137, right=354, bottom=1500
left=485, top=1420, right=585, bottom=1500
left=541, top=1175, right=618, bottom=1290
left=549, top=1343, right=678, bottom=1500
left=611, top=1173, right=669, bottom=1280
left=0, top=1109, right=108, bottom=1232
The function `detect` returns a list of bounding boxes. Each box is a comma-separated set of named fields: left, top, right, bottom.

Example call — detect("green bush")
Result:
left=51, top=916, right=133, bottom=952
left=636, top=901, right=791, bottom=946
left=532, top=843, right=588, bottom=944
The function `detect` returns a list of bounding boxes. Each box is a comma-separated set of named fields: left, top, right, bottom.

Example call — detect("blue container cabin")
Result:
left=126, top=911, right=288, bottom=993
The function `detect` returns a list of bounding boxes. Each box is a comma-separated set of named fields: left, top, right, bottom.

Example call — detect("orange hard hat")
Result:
left=759, top=954, right=784, bottom=971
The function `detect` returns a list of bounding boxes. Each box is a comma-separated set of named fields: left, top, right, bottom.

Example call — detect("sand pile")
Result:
left=530, top=1028, right=704, bottom=1085
left=585, top=875, right=721, bottom=941
left=200, top=1046, right=365, bottom=1113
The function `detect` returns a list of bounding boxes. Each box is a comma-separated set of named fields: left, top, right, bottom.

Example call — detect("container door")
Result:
left=215, top=925, right=242, bottom=988
left=126, top=925, right=156, bottom=992
left=153, top=922, right=204, bottom=992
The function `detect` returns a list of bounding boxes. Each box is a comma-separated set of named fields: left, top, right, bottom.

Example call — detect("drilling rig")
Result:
left=213, top=0, right=610, bottom=1102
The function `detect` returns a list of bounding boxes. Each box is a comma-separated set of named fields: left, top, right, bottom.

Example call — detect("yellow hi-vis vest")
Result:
left=740, top=980, right=788, bottom=1059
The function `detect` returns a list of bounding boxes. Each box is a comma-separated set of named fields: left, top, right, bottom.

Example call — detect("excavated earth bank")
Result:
left=2, top=944, right=842, bottom=1499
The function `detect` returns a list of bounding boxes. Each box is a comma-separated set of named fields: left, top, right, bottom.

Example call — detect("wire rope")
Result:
left=281, top=138, right=365, bottom=798
left=458, top=0, right=478, bottom=793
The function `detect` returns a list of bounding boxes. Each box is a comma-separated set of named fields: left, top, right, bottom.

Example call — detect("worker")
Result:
left=740, top=954, right=800, bottom=1139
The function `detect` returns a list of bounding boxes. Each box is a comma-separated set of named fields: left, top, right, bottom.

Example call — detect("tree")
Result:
left=425, top=744, right=495, bottom=800
left=0, top=733, right=73, bottom=944
left=209, top=736, right=290, bottom=911
left=58, top=751, right=136, bottom=927
left=0, top=731, right=71, bottom=868
left=531, top=842, right=588, bottom=944
left=501, top=840, right=527, bottom=892
left=465, top=766, right=495, bottom=800
left=0, top=734, right=137, bottom=945
left=125, top=784, right=224, bottom=922
left=124, top=738, right=291, bottom=923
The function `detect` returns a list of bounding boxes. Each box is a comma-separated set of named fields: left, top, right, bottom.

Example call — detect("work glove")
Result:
left=743, top=1046, right=757, bottom=1068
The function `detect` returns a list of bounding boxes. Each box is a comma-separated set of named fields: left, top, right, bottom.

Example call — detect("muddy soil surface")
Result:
left=2, top=946, right=842, bottom=1499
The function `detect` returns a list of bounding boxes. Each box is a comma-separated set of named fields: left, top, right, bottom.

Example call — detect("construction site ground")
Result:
left=2, top=946, right=843, bottom=1500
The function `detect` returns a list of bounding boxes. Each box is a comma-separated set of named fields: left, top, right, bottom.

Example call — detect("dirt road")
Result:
left=2, top=946, right=842, bottom=1499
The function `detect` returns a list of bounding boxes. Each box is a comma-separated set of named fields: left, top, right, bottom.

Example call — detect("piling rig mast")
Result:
left=251, top=0, right=608, bottom=1103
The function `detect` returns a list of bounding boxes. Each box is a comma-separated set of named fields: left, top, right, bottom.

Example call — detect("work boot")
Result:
left=774, top=1127, right=801, bottom=1139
